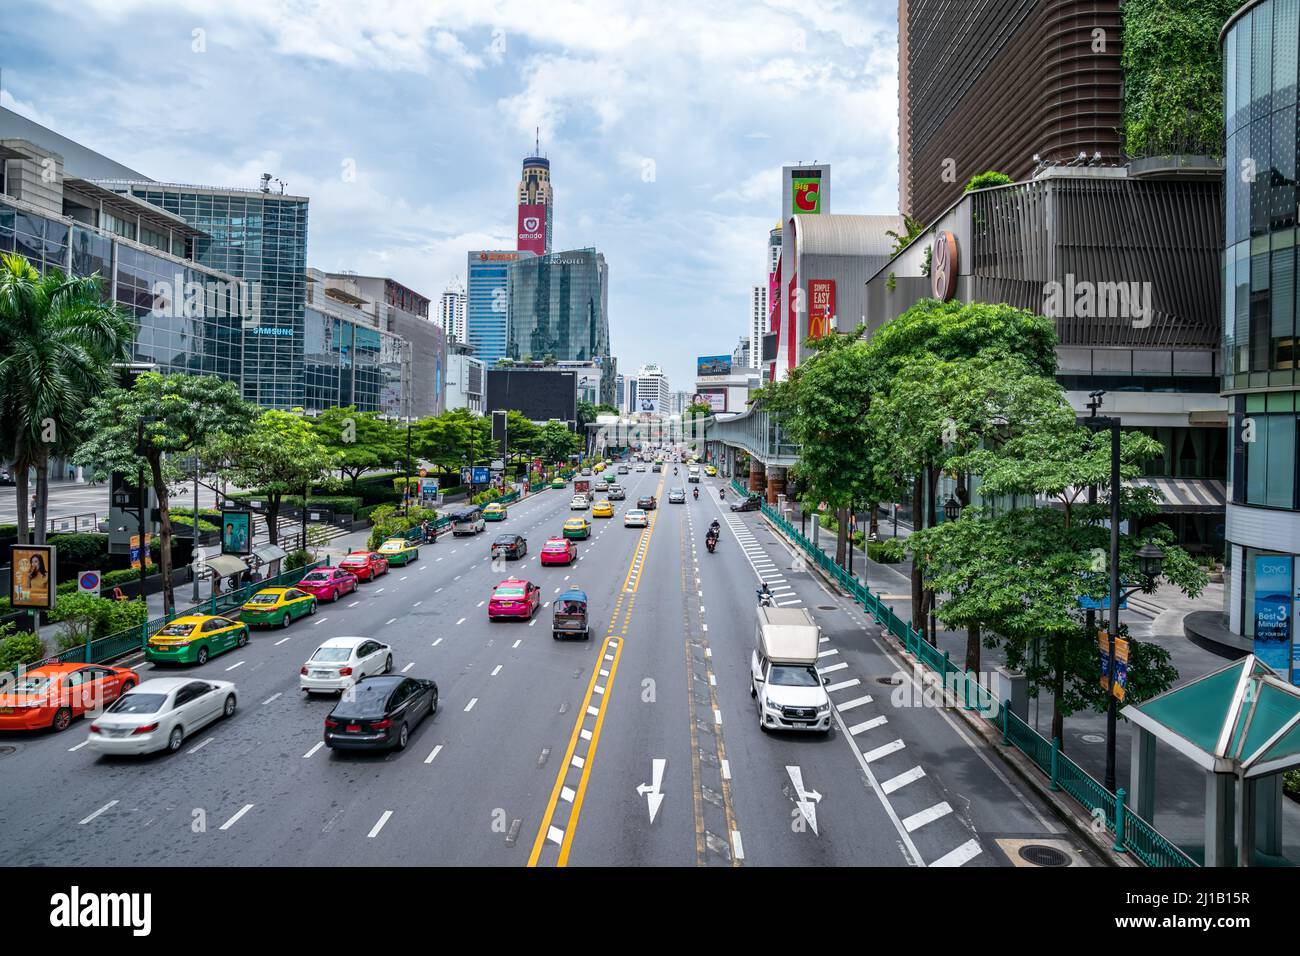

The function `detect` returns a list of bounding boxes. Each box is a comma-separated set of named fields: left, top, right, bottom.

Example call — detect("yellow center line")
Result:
left=526, top=474, right=664, bottom=866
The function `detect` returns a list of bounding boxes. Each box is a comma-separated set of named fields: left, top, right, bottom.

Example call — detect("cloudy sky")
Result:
left=1, top=0, right=900, bottom=388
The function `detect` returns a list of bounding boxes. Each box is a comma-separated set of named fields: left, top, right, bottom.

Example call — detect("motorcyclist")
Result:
left=719, top=487, right=726, bottom=500
left=756, top=582, right=773, bottom=606
left=692, top=487, right=699, bottom=500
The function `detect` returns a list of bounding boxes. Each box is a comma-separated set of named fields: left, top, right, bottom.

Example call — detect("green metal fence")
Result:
left=739, top=485, right=1197, bottom=868
left=46, top=560, right=330, bottom=668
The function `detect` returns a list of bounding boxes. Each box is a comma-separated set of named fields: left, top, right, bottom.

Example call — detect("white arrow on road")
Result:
left=636, top=758, right=667, bottom=823
left=786, top=765, right=822, bottom=835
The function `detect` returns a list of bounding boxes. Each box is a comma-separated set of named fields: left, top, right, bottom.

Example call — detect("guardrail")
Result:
left=44, top=560, right=330, bottom=668
left=736, top=478, right=1196, bottom=868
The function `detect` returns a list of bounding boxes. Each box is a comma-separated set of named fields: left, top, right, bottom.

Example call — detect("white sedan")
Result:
left=86, top=678, right=237, bottom=756
left=570, top=495, right=589, bottom=510
left=300, top=636, right=393, bottom=694
left=623, top=509, right=648, bottom=528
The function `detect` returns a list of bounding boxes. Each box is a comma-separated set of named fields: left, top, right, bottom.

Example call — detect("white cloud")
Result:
left=8, top=0, right=900, bottom=388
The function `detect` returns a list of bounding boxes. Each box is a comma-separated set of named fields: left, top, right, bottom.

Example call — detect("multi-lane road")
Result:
left=0, top=465, right=1095, bottom=867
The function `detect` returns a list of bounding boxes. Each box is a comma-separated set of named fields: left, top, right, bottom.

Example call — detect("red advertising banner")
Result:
left=786, top=272, right=798, bottom=372
left=808, top=279, right=835, bottom=339
left=517, top=203, right=546, bottom=256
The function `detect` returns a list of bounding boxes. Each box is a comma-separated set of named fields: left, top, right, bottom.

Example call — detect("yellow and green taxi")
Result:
left=378, top=537, right=420, bottom=567
left=551, top=477, right=567, bottom=490
left=705, top=464, right=718, bottom=477
left=592, top=500, right=614, bottom=518
left=483, top=501, right=508, bottom=522
left=562, top=517, right=591, bottom=540
left=146, top=614, right=249, bottom=666
left=239, top=586, right=317, bottom=629
left=593, top=462, right=605, bottom=473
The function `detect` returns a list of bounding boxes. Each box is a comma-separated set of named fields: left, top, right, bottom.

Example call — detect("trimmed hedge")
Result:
left=0, top=628, right=46, bottom=672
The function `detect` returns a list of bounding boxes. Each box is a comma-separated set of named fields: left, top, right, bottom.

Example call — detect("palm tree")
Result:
left=0, top=253, right=135, bottom=545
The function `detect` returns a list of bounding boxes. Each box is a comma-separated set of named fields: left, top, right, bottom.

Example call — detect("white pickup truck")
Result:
left=749, top=606, right=832, bottom=733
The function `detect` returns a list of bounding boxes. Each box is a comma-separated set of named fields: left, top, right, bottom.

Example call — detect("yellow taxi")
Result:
left=483, top=501, right=508, bottom=522
left=592, top=500, right=614, bottom=518
left=593, top=462, right=605, bottom=473
left=239, top=586, right=318, bottom=629
left=378, top=537, right=421, bottom=567
left=705, top=465, right=718, bottom=477
left=562, top=517, right=592, bottom=540
left=145, top=614, right=249, bottom=666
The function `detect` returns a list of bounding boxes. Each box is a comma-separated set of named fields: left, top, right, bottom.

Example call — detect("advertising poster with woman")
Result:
left=10, top=544, right=56, bottom=611
left=221, top=511, right=252, bottom=556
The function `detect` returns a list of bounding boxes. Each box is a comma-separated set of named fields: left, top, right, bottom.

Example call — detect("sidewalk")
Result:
left=775, top=504, right=1300, bottom=866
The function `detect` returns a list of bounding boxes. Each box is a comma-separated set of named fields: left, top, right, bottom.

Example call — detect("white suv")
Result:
left=570, top=495, right=589, bottom=510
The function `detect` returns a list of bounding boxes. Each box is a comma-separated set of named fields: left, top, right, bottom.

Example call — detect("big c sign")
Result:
left=931, top=231, right=958, bottom=301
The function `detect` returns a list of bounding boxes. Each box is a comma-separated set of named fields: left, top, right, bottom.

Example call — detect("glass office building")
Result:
left=0, top=198, right=245, bottom=380
left=1221, top=0, right=1300, bottom=649
left=466, top=250, right=523, bottom=363
left=303, top=307, right=405, bottom=416
left=506, top=248, right=610, bottom=364
left=99, top=183, right=310, bottom=409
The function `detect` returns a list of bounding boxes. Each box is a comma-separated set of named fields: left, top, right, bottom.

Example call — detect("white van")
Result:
left=688, top=464, right=701, bottom=483
left=750, top=606, right=832, bottom=733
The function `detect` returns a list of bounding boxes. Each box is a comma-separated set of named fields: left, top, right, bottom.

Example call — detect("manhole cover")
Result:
left=818, top=605, right=838, bottom=611
left=0, top=745, right=15, bottom=758
left=1081, top=734, right=1105, bottom=744
left=1018, top=845, right=1071, bottom=867
left=876, top=675, right=902, bottom=686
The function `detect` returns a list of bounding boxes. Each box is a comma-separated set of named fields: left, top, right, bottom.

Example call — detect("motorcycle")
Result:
left=757, top=589, right=774, bottom=608
left=705, top=532, right=718, bottom=554
left=719, top=488, right=726, bottom=500
left=692, top=488, right=699, bottom=500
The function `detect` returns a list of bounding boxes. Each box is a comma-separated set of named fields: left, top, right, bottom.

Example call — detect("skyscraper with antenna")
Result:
left=516, top=127, right=553, bottom=256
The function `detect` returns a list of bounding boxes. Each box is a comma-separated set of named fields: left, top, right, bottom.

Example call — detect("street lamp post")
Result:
left=404, top=416, right=413, bottom=517
left=1084, top=393, right=1166, bottom=792
left=191, top=453, right=201, bottom=602
left=928, top=495, right=961, bottom=644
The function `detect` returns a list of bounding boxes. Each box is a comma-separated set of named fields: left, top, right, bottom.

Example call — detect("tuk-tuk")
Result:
left=552, top=587, right=589, bottom=641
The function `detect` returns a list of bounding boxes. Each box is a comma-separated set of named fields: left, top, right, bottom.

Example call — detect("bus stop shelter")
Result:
left=1124, top=655, right=1300, bottom=866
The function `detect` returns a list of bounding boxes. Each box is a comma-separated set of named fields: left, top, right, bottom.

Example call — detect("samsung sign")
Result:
left=249, top=327, right=295, bottom=336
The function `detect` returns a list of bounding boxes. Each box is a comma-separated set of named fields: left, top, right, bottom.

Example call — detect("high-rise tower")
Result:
left=517, top=128, right=554, bottom=256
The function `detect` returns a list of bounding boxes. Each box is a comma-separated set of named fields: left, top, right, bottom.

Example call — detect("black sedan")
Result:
left=324, top=676, right=438, bottom=752
left=730, top=494, right=762, bottom=512
left=637, top=495, right=658, bottom=510
left=491, top=533, right=527, bottom=559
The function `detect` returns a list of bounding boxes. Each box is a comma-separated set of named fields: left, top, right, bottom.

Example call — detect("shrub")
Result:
left=0, top=627, right=47, bottom=672
left=47, top=532, right=109, bottom=564
left=285, top=549, right=311, bottom=571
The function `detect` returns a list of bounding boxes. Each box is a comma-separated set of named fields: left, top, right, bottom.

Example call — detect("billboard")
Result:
left=637, top=397, right=661, bottom=414
left=808, top=279, right=836, bottom=339
left=10, top=544, right=56, bottom=611
left=1254, top=555, right=1293, bottom=673
left=517, top=203, right=547, bottom=257
left=695, top=391, right=726, bottom=412
left=221, top=511, right=252, bottom=556
left=696, top=355, right=732, bottom=377
left=486, top=368, right=577, bottom=424
left=791, top=174, right=823, bottom=215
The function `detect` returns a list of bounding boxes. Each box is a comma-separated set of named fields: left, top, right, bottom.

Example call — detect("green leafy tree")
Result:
left=0, top=253, right=134, bottom=545
left=74, top=373, right=253, bottom=616
left=504, top=410, right=541, bottom=462
left=884, top=213, right=927, bottom=255
left=311, top=406, right=401, bottom=490
left=209, top=409, right=338, bottom=549
left=537, top=420, right=582, bottom=462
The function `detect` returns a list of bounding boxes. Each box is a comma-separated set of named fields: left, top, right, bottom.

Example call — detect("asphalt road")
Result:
left=0, top=466, right=1095, bottom=867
